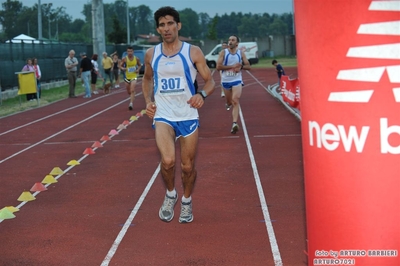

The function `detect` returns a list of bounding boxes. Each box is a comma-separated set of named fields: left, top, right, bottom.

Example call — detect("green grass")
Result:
left=253, top=56, right=298, bottom=68
left=0, top=82, right=88, bottom=118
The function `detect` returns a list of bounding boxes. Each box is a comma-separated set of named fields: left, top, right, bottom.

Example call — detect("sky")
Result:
left=4, top=0, right=294, bottom=20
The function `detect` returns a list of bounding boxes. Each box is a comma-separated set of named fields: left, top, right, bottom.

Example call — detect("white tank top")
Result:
left=221, top=48, right=243, bottom=83
left=152, top=42, right=198, bottom=121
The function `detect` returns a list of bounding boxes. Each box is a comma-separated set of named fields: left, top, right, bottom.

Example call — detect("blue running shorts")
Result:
left=222, top=80, right=244, bottom=90
left=154, top=118, right=199, bottom=138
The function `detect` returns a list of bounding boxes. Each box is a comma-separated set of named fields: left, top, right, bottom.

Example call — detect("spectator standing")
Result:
left=65, top=50, right=79, bottom=98
left=272, top=59, right=285, bottom=87
left=21, top=58, right=36, bottom=101
left=32, top=58, right=41, bottom=99
left=111, top=52, right=121, bottom=88
left=79, top=52, right=92, bottom=98
left=101, top=52, right=114, bottom=89
left=91, top=54, right=102, bottom=94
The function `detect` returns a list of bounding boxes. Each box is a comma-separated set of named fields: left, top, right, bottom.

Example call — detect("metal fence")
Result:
left=0, top=42, right=148, bottom=91
left=0, top=41, right=88, bottom=91
left=0, top=36, right=296, bottom=91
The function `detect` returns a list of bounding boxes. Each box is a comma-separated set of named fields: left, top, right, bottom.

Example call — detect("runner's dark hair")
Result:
left=154, top=6, right=180, bottom=27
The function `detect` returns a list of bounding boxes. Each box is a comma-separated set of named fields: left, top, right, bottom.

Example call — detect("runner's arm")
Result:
left=136, top=57, right=142, bottom=73
left=192, top=46, right=215, bottom=98
left=119, top=58, right=126, bottom=71
left=142, top=48, right=156, bottom=118
left=240, top=52, right=251, bottom=71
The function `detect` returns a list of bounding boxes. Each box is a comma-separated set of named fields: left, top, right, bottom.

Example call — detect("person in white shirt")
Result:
left=142, top=6, right=215, bottom=224
left=90, top=54, right=102, bottom=94
left=217, top=35, right=251, bottom=134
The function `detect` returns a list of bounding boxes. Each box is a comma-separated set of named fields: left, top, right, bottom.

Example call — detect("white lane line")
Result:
left=0, top=89, right=125, bottom=136
left=0, top=141, right=98, bottom=146
left=100, top=164, right=160, bottom=266
left=199, top=136, right=239, bottom=140
left=100, top=71, right=282, bottom=265
left=1, top=160, right=92, bottom=223
left=239, top=106, right=283, bottom=266
left=254, top=134, right=301, bottom=138
left=101, top=70, right=221, bottom=265
left=246, top=71, right=301, bottom=120
left=0, top=109, right=143, bottom=223
left=0, top=98, right=127, bottom=165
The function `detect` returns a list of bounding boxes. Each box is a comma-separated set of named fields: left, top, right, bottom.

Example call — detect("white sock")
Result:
left=166, top=189, right=176, bottom=198
left=182, top=195, right=191, bottom=203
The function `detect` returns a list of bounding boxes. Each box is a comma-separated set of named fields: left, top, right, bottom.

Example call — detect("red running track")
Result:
left=0, top=67, right=306, bottom=266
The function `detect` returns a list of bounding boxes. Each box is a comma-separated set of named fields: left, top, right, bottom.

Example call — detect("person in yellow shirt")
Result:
left=120, top=46, right=141, bottom=110
left=101, top=52, right=114, bottom=89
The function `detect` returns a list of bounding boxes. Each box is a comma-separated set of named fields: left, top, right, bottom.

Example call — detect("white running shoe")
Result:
left=159, top=193, right=178, bottom=222
left=179, top=201, right=193, bottom=223
left=231, top=123, right=239, bottom=134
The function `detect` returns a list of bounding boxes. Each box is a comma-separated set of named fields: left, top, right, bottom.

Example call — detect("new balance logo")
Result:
left=329, top=0, right=400, bottom=103
left=281, top=81, right=296, bottom=101
left=369, top=1, right=400, bottom=11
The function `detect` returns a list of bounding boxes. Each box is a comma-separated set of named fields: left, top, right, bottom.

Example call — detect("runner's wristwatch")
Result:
left=197, top=90, right=207, bottom=99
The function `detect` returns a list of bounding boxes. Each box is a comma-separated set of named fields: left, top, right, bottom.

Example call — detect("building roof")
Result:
left=14, top=34, right=36, bottom=40
left=6, top=34, right=41, bottom=43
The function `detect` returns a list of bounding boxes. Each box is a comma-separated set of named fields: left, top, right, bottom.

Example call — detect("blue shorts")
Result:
left=222, top=80, right=244, bottom=90
left=154, top=118, right=199, bottom=138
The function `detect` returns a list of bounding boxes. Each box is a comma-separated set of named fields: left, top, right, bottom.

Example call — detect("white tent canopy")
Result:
left=6, top=34, right=42, bottom=43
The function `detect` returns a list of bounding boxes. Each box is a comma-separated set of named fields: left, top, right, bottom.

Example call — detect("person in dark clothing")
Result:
left=32, top=58, right=41, bottom=99
left=79, top=52, right=92, bottom=98
left=272, top=59, right=285, bottom=87
left=111, top=52, right=121, bottom=88
left=91, top=54, right=102, bottom=94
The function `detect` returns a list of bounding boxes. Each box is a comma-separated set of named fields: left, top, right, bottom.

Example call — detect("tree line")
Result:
left=0, top=0, right=293, bottom=44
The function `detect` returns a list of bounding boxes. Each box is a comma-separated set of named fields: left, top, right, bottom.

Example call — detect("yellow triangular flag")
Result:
left=141, top=109, right=146, bottom=115
left=0, top=208, right=16, bottom=219
left=5, top=206, right=19, bottom=213
left=17, top=191, right=36, bottom=202
left=130, top=116, right=138, bottom=121
left=67, top=160, right=80, bottom=166
left=49, top=167, right=64, bottom=176
left=42, top=175, right=58, bottom=184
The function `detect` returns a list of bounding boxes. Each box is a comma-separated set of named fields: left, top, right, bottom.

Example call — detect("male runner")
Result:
left=142, top=6, right=215, bottom=223
left=217, top=35, right=251, bottom=134
left=120, top=46, right=141, bottom=110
